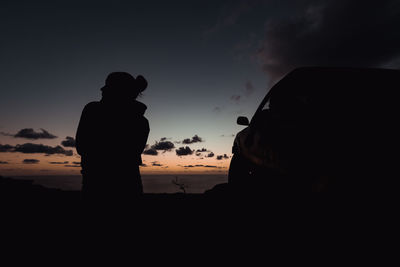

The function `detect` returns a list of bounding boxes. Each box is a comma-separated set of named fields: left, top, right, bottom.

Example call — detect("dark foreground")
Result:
left=0, top=175, right=239, bottom=207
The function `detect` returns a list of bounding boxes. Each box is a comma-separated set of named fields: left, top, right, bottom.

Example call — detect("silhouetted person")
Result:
left=75, top=72, right=149, bottom=203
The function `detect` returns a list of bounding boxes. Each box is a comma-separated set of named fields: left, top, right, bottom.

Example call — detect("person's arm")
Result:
left=75, top=102, right=96, bottom=156
left=138, top=117, right=150, bottom=154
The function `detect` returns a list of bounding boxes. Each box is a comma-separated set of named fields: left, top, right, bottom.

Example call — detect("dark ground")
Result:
left=0, top=175, right=230, bottom=203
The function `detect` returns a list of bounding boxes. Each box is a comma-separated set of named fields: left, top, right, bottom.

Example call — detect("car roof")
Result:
left=273, top=66, right=399, bottom=92
left=266, top=66, right=399, bottom=109
left=253, top=66, right=399, bottom=124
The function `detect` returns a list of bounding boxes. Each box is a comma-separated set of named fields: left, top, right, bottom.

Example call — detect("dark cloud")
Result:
left=230, top=95, right=241, bottom=103
left=192, top=135, right=202, bottom=143
left=205, top=0, right=259, bottom=36
left=182, top=164, right=221, bottom=168
left=152, top=141, right=175, bottom=151
left=230, top=80, right=256, bottom=104
left=204, top=165, right=221, bottom=168
left=1, top=143, right=73, bottom=156
left=220, top=134, right=235, bottom=137
left=196, top=148, right=209, bottom=157
left=257, top=0, right=400, bottom=82
left=182, top=135, right=203, bottom=144
left=64, top=164, right=80, bottom=167
left=183, top=165, right=194, bottom=168
left=0, top=161, right=9, bottom=164
left=143, top=148, right=158, bottom=155
left=3, top=128, right=58, bottom=140
left=143, top=139, right=175, bottom=155
left=182, top=138, right=191, bottom=144
left=216, top=154, right=230, bottom=160
left=23, top=159, right=40, bottom=164
left=176, top=146, right=194, bottom=156
left=206, top=152, right=215, bottom=158
left=49, top=161, right=69, bottom=164
left=72, top=161, right=81, bottom=165
left=61, top=136, right=76, bottom=147
left=151, top=161, right=163, bottom=167
left=0, top=144, right=14, bottom=152
left=13, top=143, right=73, bottom=156
left=245, top=81, right=255, bottom=96
left=213, top=107, right=222, bottom=114
left=140, top=163, right=148, bottom=167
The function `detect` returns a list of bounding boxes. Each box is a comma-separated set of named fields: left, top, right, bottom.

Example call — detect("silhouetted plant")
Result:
left=171, top=176, right=188, bottom=194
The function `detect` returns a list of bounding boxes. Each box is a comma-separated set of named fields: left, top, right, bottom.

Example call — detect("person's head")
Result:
left=101, top=72, right=147, bottom=99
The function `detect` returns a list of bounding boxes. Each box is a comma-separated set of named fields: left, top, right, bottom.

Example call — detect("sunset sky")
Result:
left=1, top=0, right=399, bottom=176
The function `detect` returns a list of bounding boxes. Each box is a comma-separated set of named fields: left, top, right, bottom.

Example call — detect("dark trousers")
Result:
left=81, top=165, right=143, bottom=204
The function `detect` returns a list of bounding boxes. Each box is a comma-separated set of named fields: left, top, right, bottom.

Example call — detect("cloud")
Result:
left=245, top=81, right=255, bottom=96
left=230, top=95, right=241, bottom=104
left=182, top=135, right=203, bottom=144
left=213, top=107, right=222, bottom=114
left=152, top=141, right=175, bottom=151
left=206, top=152, right=215, bottom=158
left=182, top=164, right=222, bottom=169
left=176, top=146, right=194, bottom=156
left=230, top=80, right=256, bottom=104
left=220, top=134, right=235, bottom=137
left=0, top=144, right=14, bottom=152
left=13, top=143, right=73, bottom=156
left=61, top=136, right=76, bottom=147
left=143, top=148, right=158, bottom=155
left=143, top=139, right=175, bottom=155
left=23, top=159, right=40, bottom=164
left=49, top=161, right=69, bottom=164
left=257, top=0, right=400, bottom=82
left=216, top=154, right=230, bottom=160
left=191, top=135, right=203, bottom=143
left=64, top=164, right=80, bottom=167
left=151, top=161, right=163, bottom=167
left=2, top=128, right=57, bottom=140
left=196, top=148, right=209, bottom=157
left=1, top=143, right=72, bottom=156
left=205, top=0, right=259, bottom=36
left=0, top=161, right=8, bottom=164
left=204, top=165, right=222, bottom=168
left=182, top=138, right=191, bottom=144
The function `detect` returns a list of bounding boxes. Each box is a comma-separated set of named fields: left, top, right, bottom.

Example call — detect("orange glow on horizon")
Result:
left=0, top=150, right=230, bottom=176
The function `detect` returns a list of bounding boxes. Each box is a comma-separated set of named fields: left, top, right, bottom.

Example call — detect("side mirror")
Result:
left=237, top=116, right=249, bottom=126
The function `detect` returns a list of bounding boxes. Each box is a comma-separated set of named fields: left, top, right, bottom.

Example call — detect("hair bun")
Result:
left=136, top=75, right=148, bottom=92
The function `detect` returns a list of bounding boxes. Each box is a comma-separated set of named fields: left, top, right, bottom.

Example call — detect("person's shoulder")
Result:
left=83, top=101, right=101, bottom=111
left=85, top=101, right=100, bottom=108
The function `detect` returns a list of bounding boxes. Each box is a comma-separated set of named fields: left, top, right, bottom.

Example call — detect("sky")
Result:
left=1, top=0, right=399, bottom=176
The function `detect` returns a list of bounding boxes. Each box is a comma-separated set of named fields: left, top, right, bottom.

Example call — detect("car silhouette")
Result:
left=228, top=67, right=399, bottom=193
